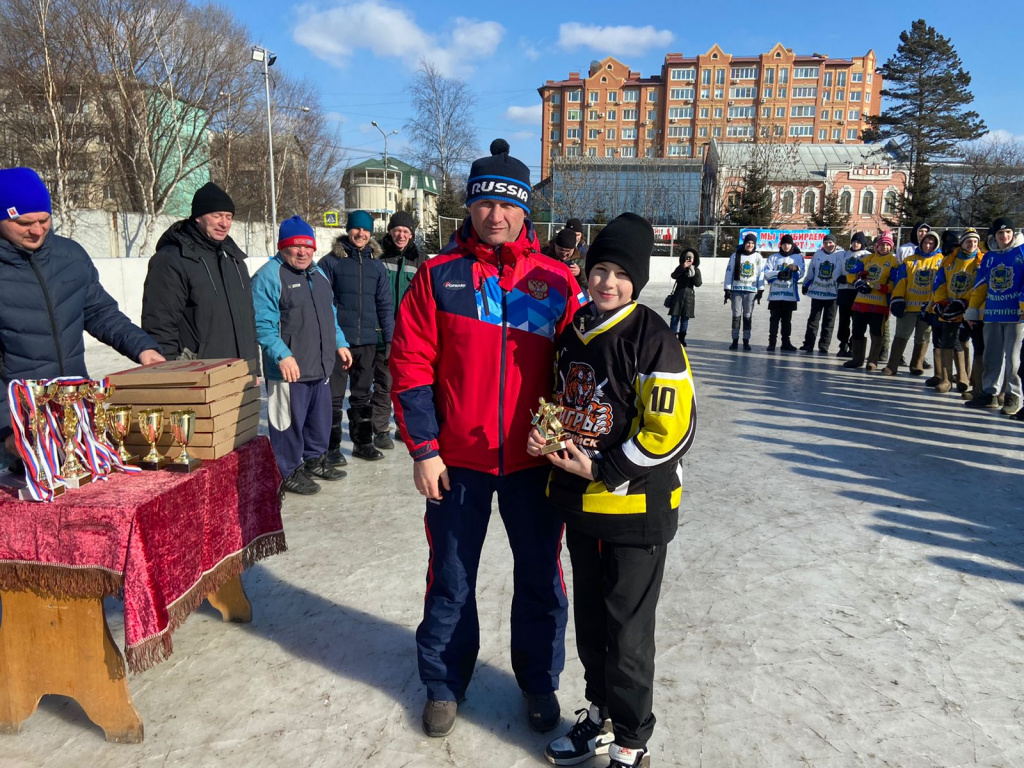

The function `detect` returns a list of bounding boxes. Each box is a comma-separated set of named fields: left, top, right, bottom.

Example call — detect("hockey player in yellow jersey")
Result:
left=843, top=231, right=900, bottom=371
left=530, top=213, right=695, bottom=768
left=927, top=228, right=984, bottom=393
left=883, top=230, right=943, bottom=376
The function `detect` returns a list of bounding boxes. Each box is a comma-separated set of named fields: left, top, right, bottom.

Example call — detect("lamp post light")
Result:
left=371, top=120, right=398, bottom=222
left=252, top=45, right=278, bottom=232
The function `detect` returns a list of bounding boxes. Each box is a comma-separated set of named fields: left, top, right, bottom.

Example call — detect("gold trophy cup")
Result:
left=137, top=408, right=167, bottom=470
left=167, top=409, right=202, bottom=473
left=53, top=383, right=93, bottom=487
left=531, top=397, right=569, bottom=455
left=108, top=405, right=137, bottom=464
left=19, top=380, right=65, bottom=499
left=85, top=382, right=116, bottom=450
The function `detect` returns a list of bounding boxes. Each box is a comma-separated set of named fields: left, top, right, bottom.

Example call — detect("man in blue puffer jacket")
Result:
left=0, top=167, right=164, bottom=456
left=318, top=210, right=394, bottom=463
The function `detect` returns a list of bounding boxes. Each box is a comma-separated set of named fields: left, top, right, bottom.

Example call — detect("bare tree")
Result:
left=939, top=137, right=1024, bottom=226
left=405, top=60, right=477, bottom=187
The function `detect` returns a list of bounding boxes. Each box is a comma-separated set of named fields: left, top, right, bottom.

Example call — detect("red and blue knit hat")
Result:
left=466, top=139, right=531, bottom=214
left=278, top=215, right=316, bottom=250
left=0, top=168, right=52, bottom=221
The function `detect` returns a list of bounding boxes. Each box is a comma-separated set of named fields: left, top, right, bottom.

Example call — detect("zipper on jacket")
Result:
left=479, top=276, right=491, bottom=316
left=356, top=251, right=364, bottom=342
left=28, top=256, right=66, bottom=374
left=307, top=268, right=328, bottom=379
left=496, top=249, right=508, bottom=475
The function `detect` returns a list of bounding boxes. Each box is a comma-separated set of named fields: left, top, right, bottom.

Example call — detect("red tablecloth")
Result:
left=0, top=436, right=285, bottom=673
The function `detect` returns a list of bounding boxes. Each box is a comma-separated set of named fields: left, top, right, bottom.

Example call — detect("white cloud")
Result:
left=985, top=129, right=1024, bottom=144
left=505, top=104, right=542, bottom=124
left=293, top=3, right=503, bottom=77
left=557, top=22, right=673, bottom=57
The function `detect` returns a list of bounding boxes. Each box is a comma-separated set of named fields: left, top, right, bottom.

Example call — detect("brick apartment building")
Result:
left=538, top=44, right=882, bottom=179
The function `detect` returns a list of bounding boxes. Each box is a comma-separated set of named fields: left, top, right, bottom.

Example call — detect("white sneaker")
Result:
left=545, top=705, right=614, bottom=765
left=607, top=743, right=651, bottom=767
left=1001, top=396, right=1022, bottom=416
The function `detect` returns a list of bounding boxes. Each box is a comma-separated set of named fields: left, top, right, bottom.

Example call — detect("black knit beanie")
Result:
left=387, top=211, right=416, bottom=232
left=585, top=212, right=653, bottom=299
left=191, top=182, right=235, bottom=218
left=466, top=139, right=531, bottom=213
left=554, top=228, right=577, bottom=248
left=992, top=216, right=1016, bottom=232
left=850, top=231, right=869, bottom=249
left=779, top=234, right=794, bottom=246
left=566, top=217, right=584, bottom=234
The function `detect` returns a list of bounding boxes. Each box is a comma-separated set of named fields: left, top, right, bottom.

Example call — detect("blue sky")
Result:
left=222, top=0, right=1023, bottom=181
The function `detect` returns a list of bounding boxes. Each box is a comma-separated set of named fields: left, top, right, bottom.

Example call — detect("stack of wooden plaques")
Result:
left=107, top=359, right=261, bottom=461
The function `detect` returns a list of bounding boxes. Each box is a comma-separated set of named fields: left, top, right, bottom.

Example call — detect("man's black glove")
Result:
left=941, top=299, right=967, bottom=320
left=854, top=278, right=872, bottom=294
left=889, top=298, right=906, bottom=318
left=776, top=270, right=792, bottom=281
left=801, top=284, right=809, bottom=295
left=755, top=290, right=764, bottom=304
left=724, top=289, right=731, bottom=304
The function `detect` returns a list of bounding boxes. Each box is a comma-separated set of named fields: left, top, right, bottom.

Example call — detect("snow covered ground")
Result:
left=3, top=285, right=1023, bottom=768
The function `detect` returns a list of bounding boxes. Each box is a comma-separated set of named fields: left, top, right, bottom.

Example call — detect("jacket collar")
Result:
left=157, top=219, right=246, bottom=262
left=454, top=218, right=539, bottom=271
left=0, top=229, right=53, bottom=264
left=332, top=234, right=382, bottom=260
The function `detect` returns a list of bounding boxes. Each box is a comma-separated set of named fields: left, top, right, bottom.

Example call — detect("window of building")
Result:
left=774, top=125, right=784, bottom=136
left=668, top=107, right=693, bottom=119
left=860, top=190, right=874, bottom=214
left=567, top=109, right=581, bottom=121
left=550, top=92, right=561, bottom=105
left=589, top=91, right=599, bottom=103
left=762, top=87, right=773, bottom=99
left=620, top=146, right=636, bottom=158
left=847, top=128, right=858, bottom=140
left=566, top=146, right=579, bottom=157
left=646, top=128, right=655, bottom=139
left=670, top=88, right=695, bottom=100
left=648, top=90, right=657, bottom=102
left=668, top=125, right=693, bottom=137
left=622, top=127, right=638, bottom=139
left=781, top=191, right=795, bottom=214
left=789, top=125, right=814, bottom=137
left=775, top=106, right=785, bottom=118
left=588, top=128, right=601, bottom=139
left=699, top=126, right=709, bottom=137
left=623, top=109, right=639, bottom=120
left=832, top=128, right=841, bottom=140
left=839, top=190, right=852, bottom=213
left=587, top=147, right=597, bottom=157
left=551, top=111, right=561, bottom=123
left=761, top=106, right=771, bottom=118
left=726, top=125, right=752, bottom=137
left=698, top=144, right=705, bottom=156
left=835, top=109, right=844, bottom=121
left=837, top=71, right=846, bottom=86
left=700, top=107, right=709, bottom=118
left=852, top=72, right=863, bottom=83
left=588, top=110, right=599, bottom=120
left=550, top=146, right=558, bottom=157
left=713, top=107, right=723, bottom=118
left=819, top=128, right=827, bottom=140
left=794, top=66, right=819, bottom=79
left=865, top=92, right=871, bottom=103
left=778, top=87, right=787, bottom=98
left=607, top=91, right=619, bottom=103
left=835, top=89, right=844, bottom=101
left=713, top=127, right=722, bottom=137
left=702, top=69, right=711, bottom=85
left=606, top=108, right=617, bottom=120
left=884, top=190, right=898, bottom=215
left=729, top=87, right=756, bottom=99
left=823, top=71, right=833, bottom=87
left=803, top=190, right=816, bottom=213
left=623, top=89, right=638, bottom=102
left=606, top=148, right=615, bottom=157
left=700, top=89, right=710, bottom=99
left=731, top=66, right=758, bottom=79
left=567, top=90, right=581, bottom=102
left=647, top=109, right=657, bottom=121
left=728, top=106, right=755, bottom=118
left=645, top=147, right=654, bottom=157
left=714, top=88, right=724, bottom=99
left=822, top=91, right=831, bottom=102
left=606, top=128, right=616, bottom=139
left=549, top=129, right=559, bottom=141
left=848, top=109, right=860, bottom=120
left=667, top=145, right=691, bottom=156
left=792, top=87, right=818, bottom=99
left=765, top=68, right=775, bottom=84
left=716, top=69, right=725, bottom=84
left=761, top=126, right=770, bottom=137
left=566, top=128, right=580, bottom=139
left=791, top=105, right=815, bottom=117
left=850, top=91, right=862, bottom=102
left=671, top=68, right=696, bottom=80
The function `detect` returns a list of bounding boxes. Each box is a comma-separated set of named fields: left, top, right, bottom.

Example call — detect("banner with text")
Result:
left=740, top=228, right=829, bottom=255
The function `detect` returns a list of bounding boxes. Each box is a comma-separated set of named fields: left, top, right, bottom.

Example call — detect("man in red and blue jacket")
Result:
left=391, top=140, right=586, bottom=739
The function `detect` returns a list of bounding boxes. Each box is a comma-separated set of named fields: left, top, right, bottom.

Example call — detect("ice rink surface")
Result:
left=3, top=284, right=1023, bottom=768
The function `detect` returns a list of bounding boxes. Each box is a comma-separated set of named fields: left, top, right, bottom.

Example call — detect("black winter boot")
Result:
left=326, top=409, right=348, bottom=466
left=349, top=407, right=385, bottom=461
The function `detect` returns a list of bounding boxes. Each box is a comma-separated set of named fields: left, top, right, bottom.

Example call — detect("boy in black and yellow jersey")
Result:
left=529, top=213, right=696, bottom=768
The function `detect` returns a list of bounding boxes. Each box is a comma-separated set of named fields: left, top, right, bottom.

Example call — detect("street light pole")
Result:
left=371, top=121, right=398, bottom=223
left=252, top=46, right=277, bottom=234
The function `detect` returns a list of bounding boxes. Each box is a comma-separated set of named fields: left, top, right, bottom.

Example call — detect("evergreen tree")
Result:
left=723, top=162, right=774, bottom=228
left=864, top=19, right=986, bottom=227
left=812, top=190, right=852, bottom=246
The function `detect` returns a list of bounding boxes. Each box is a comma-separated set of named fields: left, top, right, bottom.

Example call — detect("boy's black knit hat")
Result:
left=191, top=182, right=235, bottom=218
left=585, top=212, right=653, bottom=299
left=850, top=231, right=870, bottom=248
left=992, top=216, right=1016, bottom=232
left=779, top=234, right=794, bottom=245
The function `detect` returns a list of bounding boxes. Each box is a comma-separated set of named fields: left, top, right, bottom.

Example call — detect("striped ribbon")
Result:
left=7, top=381, right=61, bottom=501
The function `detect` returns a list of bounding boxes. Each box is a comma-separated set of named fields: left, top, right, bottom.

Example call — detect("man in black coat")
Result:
left=141, top=182, right=258, bottom=362
left=0, top=167, right=164, bottom=456
left=319, top=210, right=394, bottom=463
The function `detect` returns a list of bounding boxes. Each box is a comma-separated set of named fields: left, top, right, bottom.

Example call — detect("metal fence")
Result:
left=438, top=216, right=990, bottom=258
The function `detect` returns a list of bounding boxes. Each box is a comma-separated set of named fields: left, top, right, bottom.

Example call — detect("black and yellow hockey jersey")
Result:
left=547, top=301, right=696, bottom=546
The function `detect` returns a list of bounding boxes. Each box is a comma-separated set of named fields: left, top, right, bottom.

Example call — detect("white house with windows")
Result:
left=701, top=139, right=909, bottom=234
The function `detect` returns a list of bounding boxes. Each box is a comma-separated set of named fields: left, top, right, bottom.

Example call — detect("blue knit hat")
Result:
left=466, top=139, right=531, bottom=213
left=278, top=215, right=316, bottom=250
left=346, top=210, right=374, bottom=232
left=0, top=168, right=52, bottom=221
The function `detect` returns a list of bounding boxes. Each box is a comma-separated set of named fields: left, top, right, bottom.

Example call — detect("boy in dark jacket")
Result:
left=541, top=228, right=587, bottom=291
left=532, top=213, right=696, bottom=768
left=252, top=217, right=352, bottom=495
left=319, top=210, right=394, bottom=463
left=142, top=182, right=258, bottom=362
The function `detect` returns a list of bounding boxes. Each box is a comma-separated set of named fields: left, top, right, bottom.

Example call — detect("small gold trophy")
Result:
left=108, top=405, right=137, bottom=464
left=167, top=409, right=202, bottom=473
left=531, top=397, right=569, bottom=455
left=137, top=408, right=167, bottom=470
left=54, top=383, right=93, bottom=487
left=20, top=380, right=65, bottom=499
left=85, top=382, right=116, bottom=450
